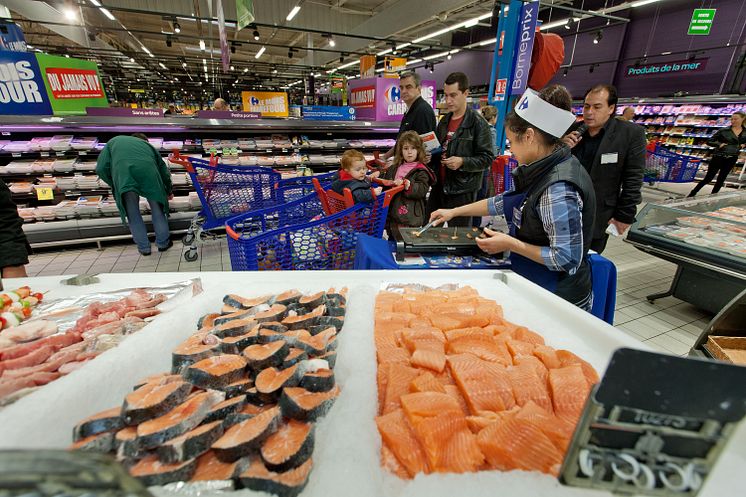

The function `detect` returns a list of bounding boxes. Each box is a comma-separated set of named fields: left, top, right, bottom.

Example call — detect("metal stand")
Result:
left=646, top=266, right=682, bottom=303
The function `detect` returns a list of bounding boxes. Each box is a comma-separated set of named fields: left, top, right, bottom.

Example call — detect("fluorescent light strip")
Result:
left=412, top=12, right=491, bottom=44
left=142, top=46, right=154, bottom=57
left=100, top=8, right=115, bottom=20
left=397, top=42, right=411, bottom=50
left=377, top=48, right=392, bottom=56
left=255, top=46, right=266, bottom=58
left=159, top=63, right=167, bottom=69
left=541, top=0, right=664, bottom=31
left=423, top=50, right=450, bottom=60
left=199, top=39, right=206, bottom=50
left=338, top=60, right=360, bottom=70
left=631, top=0, right=660, bottom=6
left=287, top=5, right=301, bottom=21
left=406, top=58, right=422, bottom=64
left=89, top=0, right=101, bottom=5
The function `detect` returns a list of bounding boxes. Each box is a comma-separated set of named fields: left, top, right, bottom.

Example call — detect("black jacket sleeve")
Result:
left=461, top=114, right=496, bottom=173
left=613, top=123, right=646, bottom=224
left=706, top=129, right=725, bottom=148
left=0, top=180, right=30, bottom=268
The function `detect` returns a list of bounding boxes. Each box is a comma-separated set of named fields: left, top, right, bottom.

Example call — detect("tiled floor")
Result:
left=26, top=183, right=732, bottom=356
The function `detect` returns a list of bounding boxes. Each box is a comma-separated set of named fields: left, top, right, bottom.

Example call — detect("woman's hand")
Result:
left=429, top=209, right=455, bottom=226
left=475, top=227, right=515, bottom=254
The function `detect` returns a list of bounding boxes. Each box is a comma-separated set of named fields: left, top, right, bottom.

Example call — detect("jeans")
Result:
left=121, top=191, right=170, bottom=252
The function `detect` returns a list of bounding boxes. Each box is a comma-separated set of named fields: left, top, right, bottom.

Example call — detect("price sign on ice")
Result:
left=36, top=187, right=54, bottom=200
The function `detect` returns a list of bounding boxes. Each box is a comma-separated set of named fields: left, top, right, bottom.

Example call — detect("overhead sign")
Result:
left=217, top=0, right=230, bottom=72
left=302, top=106, right=356, bottom=121
left=35, top=53, right=108, bottom=115
left=241, top=90, right=289, bottom=117
left=0, top=22, right=27, bottom=52
left=510, top=0, right=539, bottom=95
left=347, top=77, right=437, bottom=122
left=236, top=0, right=255, bottom=31
left=349, top=84, right=375, bottom=109
left=625, top=59, right=709, bottom=77
left=0, top=51, right=53, bottom=115
left=688, top=8, right=716, bottom=35
left=360, top=55, right=376, bottom=78
left=383, top=56, right=407, bottom=78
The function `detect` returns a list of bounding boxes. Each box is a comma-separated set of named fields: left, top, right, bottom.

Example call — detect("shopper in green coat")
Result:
left=96, top=134, right=173, bottom=255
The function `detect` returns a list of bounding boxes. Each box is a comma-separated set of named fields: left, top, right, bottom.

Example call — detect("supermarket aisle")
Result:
left=23, top=186, right=716, bottom=356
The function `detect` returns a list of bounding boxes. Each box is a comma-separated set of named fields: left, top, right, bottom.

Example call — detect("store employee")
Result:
left=383, top=71, right=436, bottom=160
left=430, top=85, right=597, bottom=310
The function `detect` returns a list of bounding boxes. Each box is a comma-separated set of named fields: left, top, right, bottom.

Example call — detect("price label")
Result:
left=36, top=187, right=55, bottom=201
left=1, top=132, right=9, bottom=136
left=55, top=151, right=64, bottom=157
left=11, top=153, right=21, bottom=158
left=40, top=152, right=49, bottom=157
left=78, top=151, right=87, bottom=156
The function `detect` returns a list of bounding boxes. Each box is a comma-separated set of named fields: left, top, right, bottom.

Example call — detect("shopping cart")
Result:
left=169, top=152, right=332, bottom=261
left=226, top=190, right=394, bottom=271
left=490, top=155, right=519, bottom=195
left=644, top=145, right=702, bottom=185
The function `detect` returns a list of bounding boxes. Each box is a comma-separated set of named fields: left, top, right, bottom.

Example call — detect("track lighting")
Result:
left=173, top=21, right=181, bottom=34
left=563, top=67, right=569, bottom=76
left=593, top=30, right=603, bottom=44
left=253, top=30, right=260, bottom=40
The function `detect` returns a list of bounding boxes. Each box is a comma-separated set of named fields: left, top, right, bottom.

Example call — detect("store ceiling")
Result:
left=5, top=0, right=632, bottom=100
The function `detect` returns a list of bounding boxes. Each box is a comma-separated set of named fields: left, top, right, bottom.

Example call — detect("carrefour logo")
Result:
left=518, top=96, right=529, bottom=110
left=250, top=96, right=260, bottom=105
left=385, top=85, right=401, bottom=103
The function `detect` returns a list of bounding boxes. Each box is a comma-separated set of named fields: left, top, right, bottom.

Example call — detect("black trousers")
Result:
left=426, top=184, right=478, bottom=227
left=590, top=235, right=609, bottom=254
left=689, top=155, right=738, bottom=197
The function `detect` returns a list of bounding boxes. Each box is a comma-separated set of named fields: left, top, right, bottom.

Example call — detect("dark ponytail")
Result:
left=504, top=84, right=573, bottom=147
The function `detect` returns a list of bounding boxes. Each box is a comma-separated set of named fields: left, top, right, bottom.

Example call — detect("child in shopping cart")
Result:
left=379, top=131, right=436, bottom=238
left=330, top=150, right=383, bottom=204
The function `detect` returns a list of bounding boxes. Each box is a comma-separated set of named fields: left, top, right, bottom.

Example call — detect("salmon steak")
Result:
left=238, top=457, right=313, bottom=497
left=73, top=406, right=124, bottom=442
left=243, top=341, right=290, bottom=371
left=157, top=420, right=225, bottom=464
left=279, top=386, right=340, bottom=422
left=260, top=419, right=315, bottom=472
left=212, top=406, right=283, bottom=462
left=172, top=331, right=222, bottom=373
left=373, top=286, right=598, bottom=479
left=190, top=450, right=248, bottom=482
left=184, top=354, right=248, bottom=390
left=129, top=454, right=198, bottom=486
left=121, top=380, right=192, bottom=425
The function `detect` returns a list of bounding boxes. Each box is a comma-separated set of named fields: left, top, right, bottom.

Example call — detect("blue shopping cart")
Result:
left=225, top=188, right=395, bottom=271
left=170, top=152, right=335, bottom=261
left=644, top=145, right=702, bottom=184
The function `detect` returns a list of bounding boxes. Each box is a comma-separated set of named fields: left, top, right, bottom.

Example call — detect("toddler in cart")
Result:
left=379, top=131, right=436, bottom=239
left=330, top=149, right=383, bottom=204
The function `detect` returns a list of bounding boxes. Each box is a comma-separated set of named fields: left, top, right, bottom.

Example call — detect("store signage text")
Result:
left=0, top=22, right=27, bottom=52
left=625, top=59, right=708, bottom=77
left=383, top=84, right=405, bottom=116
left=688, top=8, right=716, bottom=36
left=241, top=91, right=288, bottom=117
left=0, top=60, right=45, bottom=104
left=198, top=110, right=261, bottom=119
left=510, top=0, right=539, bottom=95
left=86, top=107, right=164, bottom=117
left=46, top=68, right=104, bottom=99
left=350, top=86, right=375, bottom=108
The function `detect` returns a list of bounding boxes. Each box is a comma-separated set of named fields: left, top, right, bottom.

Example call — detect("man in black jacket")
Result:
left=0, top=179, right=30, bottom=278
left=383, top=71, right=437, bottom=159
left=563, top=84, right=646, bottom=253
left=426, top=72, right=495, bottom=226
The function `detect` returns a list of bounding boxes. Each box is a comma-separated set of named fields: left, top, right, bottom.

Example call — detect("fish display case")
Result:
left=625, top=191, right=746, bottom=314
left=0, top=270, right=743, bottom=497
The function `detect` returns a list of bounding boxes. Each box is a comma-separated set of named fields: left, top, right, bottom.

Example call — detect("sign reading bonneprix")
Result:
left=241, top=91, right=289, bottom=117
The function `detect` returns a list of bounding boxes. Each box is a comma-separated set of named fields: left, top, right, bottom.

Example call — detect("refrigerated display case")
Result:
left=626, top=191, right=746, bottom=313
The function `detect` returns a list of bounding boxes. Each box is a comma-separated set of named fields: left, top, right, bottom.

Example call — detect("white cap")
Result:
left=514, top=88, right=576, bottom=138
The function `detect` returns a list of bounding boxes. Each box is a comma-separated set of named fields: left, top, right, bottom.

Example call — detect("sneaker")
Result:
left=158, top=240, right=174, bottom=252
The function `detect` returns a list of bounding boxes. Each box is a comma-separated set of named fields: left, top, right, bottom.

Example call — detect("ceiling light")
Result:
left=173, top=21, right=181, bottom=33
left=593, top=31, right=603, bottom=44
left=272, top=67, right=278, bottom=74
left=338, top=60, right=359, bottom=70
left=631, top=0, right=660, bottom=7
left=397, top=43, right=411, bottom=50
left=202, top=58, right=207, bottom=65
left=255, top=46, right=266, bottom=59
left=182, top=61, right=187, bottom=67
left=130, top=57, right=135, bottom=63
left=230, top=65, right=235, bottom=71
left=563, top=67, right=569, bottom=76
left=89, top=0, right=101, bottom=5
left=243, top=68, right=249, bottom=73
left=286, top=5, right=301, bottom=21
left=99, top=7, right=116, bottom=21
left=412, top=12, right=491, bottom=44
left=63, top=8, right=77, bottom=21
left=65, top=54, right=71, bottom=58
left=253, top=30, right=260, bottom=40
left=478, top=37, right=497, bottom=47
left=159, top=63, right=167, bottom=69
left=377, top=48, right=392, bottom=56
left=564, top=19, right=572, bottom=30
left=199, top=39, right=206, bottom=51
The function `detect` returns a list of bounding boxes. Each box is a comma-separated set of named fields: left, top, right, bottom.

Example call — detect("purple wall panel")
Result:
left=426, top=50, right=494, bottom=90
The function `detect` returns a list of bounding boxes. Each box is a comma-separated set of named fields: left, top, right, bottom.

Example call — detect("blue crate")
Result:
left=644, top=146, right=702, bottom=183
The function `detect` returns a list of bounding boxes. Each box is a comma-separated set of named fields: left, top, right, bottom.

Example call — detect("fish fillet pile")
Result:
left=70, top=289, right=346, bottom=497
left=0, top=289, right=165, bottom=404
left=375, top=286, right=599, bottom=478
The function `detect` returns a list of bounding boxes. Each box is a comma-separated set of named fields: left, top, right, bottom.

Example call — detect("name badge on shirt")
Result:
left=601, top=153, right=619, bottom=164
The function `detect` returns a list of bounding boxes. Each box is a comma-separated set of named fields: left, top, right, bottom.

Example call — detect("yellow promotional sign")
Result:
left=360, top=55, right=376, bottom=78
left=384, top=57, right=407, bottom=78
left=36, top=187, right=54, bottom=201
left=241, top=91, right=289, bottom=117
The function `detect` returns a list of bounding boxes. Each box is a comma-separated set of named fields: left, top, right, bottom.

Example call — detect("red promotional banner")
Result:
left=45, top=68, right=104, bottom=99
left=349, top=85, right=375, bottom=109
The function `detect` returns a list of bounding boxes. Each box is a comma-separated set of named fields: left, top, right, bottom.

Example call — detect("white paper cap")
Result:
left=514, top=88, right=576, bottom=138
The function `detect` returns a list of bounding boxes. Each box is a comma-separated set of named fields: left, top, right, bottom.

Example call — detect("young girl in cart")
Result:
left=379, top=131, right=436, bottom=238
left=330, top=150, right=383, bottom=204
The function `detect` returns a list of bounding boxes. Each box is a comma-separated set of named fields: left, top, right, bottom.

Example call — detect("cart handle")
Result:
left=226, top=225, right=240, bottom=240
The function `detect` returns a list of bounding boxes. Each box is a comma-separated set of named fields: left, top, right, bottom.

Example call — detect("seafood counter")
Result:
left=0, top=271, right=743, bottom=497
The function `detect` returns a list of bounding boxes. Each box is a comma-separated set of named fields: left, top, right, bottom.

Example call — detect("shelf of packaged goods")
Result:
left=645, top=131, right=714, bottom=138
left=636, top=122, right=725, bottom=128
left=0, top=147, right=203, bottom=160
left=631, top=112, right=743, bottom=117
left=658, top=143, right=712, bottom=150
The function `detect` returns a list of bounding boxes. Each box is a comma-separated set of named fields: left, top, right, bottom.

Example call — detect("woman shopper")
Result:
left=96, top=133, right=173, bottom=256
left=429, top=85, right=597, bottom=310
left=688, top=112, right=745, bottom=197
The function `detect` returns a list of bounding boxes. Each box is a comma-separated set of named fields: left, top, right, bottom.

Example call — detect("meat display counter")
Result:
left=625, top=191, right=746, bottom=314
